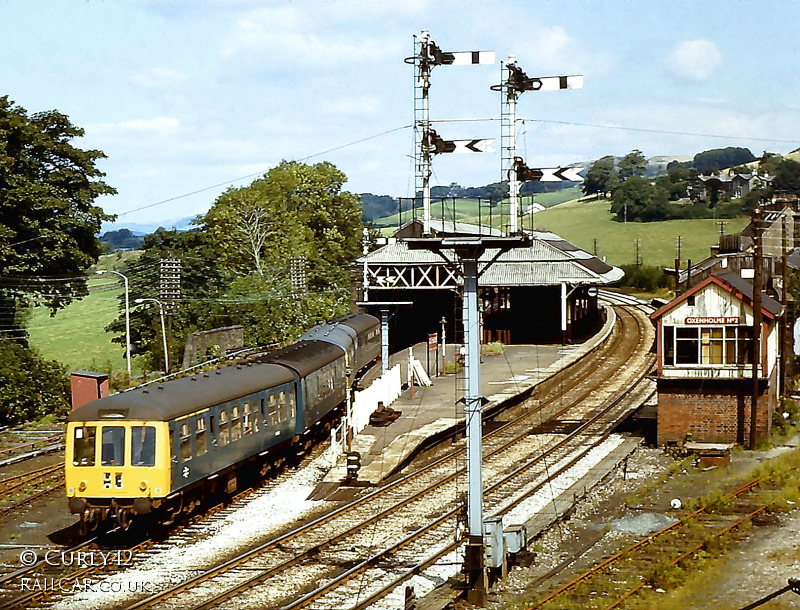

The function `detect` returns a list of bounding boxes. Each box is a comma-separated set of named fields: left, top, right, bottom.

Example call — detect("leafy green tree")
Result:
left=693, top=147, right=756, bottom=174
left=0, top=96, right=115, bottom=330
left=610, top=176, right=670, bottom=222
left=110, top=161, right=363, bottom=370
left=0, top=340, right=69, bottom=424
left=617, top=149, right=648, bottom=180
left=583, top=155, right=616, bottom=198
left=772, top=159, right=800, bottom=195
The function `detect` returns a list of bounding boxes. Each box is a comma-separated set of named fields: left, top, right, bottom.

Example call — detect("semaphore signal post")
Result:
left=406, top=30, right=494, bottom=236
left=491, top=57, right=583, bottom=233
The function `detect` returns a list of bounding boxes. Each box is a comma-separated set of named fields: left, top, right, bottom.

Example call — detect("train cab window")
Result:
left=196, top=418, right=208, bottom=455
left=219, top=409, right=230, bottom=446
left=278, top=391, right=287, bottom=421
left=101, top=426, right=125, bottom=466
left=131, top=426, right=156, bottom=467
left=180, top=422, right=192, bottom=462
left=73, top=426, right=97, bottom=467
left=231, top=405, right=242, bottom=442
left=268, top=394, right=278, bottom=425
left=289, top=391, right=296, bottom=418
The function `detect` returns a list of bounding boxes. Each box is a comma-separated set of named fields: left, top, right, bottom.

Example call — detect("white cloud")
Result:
left=219, top=4, right=407, bottom=69
left=668, top=40, right=722, bottom=81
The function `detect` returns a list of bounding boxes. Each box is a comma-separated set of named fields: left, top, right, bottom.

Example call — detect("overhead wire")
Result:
left=116, top=124, right=412, bottom=218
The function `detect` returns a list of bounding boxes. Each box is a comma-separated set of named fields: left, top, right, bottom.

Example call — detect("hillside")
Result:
left=372, top=189, right=748, bottom=269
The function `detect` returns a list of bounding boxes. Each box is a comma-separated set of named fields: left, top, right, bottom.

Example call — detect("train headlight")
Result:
left=139, top=481, right=148, bottom=491
left=78, top=481, right=87, bottom=492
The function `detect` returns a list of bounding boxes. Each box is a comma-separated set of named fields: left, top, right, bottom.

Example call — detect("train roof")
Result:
left=68, top=362, right=295, bottom=423
left=300, top=323, right=356, bottom=351
left=255, top=340, right=344, bottom=377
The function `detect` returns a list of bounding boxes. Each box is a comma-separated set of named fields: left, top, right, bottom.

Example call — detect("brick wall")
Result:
left=657, top=375, right=775, bottom=445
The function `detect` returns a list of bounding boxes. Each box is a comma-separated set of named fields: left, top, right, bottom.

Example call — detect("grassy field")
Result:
left=373, top=187, right=749, bottom=269
left=372, top=186, right=584, bottom=231
left=26, top=251, right=144, bottom=377
left=531, top=197, right=750, bottom=268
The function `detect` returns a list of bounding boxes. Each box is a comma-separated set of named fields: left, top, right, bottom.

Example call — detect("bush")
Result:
left=0, top=340, right=70, bottom=425
left=617, top=264, right=672, bottom=292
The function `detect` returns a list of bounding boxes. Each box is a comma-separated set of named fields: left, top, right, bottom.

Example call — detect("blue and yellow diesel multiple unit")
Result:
left=65, top=313, right=380, bottom=532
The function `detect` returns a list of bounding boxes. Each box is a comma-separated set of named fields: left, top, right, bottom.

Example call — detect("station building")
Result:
left=650, top=271, right=783, bottom=446
left=357, top=219, right=624, bottom=350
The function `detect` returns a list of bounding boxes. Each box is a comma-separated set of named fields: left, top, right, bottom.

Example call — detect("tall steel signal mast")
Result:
left=406, top=30, right=494, bottom=235
left=492, top=58, right=583, bottom=233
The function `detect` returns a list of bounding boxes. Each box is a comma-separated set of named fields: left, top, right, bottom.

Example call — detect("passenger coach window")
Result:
left=244, top=402, right=257, bottom=435
left=279, top=391, right=287, bottom=421
left=269, top=394, right=278, bottom=425
left=231, top=405, right=242, bottom=441
left=131, top=426, right=156, bottom=467
left=101, top=426, right=125, bottom=466
left=73, top=426, right=97, bottom=467
left=196, top=418, right=207, bottom=455
left=219, top=410, right=229, bottom=446
left=180, top=422, right=192, bottom=462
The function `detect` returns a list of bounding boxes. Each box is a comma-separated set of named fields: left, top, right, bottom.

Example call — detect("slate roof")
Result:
left=650, top=271, right=782, bottom=321
left=360, top=230, right=624, bottom=287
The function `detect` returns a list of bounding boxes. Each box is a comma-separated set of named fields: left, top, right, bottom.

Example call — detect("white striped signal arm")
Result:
left=448, top=50, right=496, bottom=65
left=528, top=75, right=584, bottom=91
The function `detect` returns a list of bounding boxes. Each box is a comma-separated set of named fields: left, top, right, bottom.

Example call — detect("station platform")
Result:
left=321, top=308, right=616, bottom=487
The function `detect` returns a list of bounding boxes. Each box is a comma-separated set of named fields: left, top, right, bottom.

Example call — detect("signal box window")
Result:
left=131, top=426, right=156, bottom=466
left=180, top=422, right=192, bottom=462
left=73, top=426, right=97, bottom=467
left=101, top=426, right=125, bottom=466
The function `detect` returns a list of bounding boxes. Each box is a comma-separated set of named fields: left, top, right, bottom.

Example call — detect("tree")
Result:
left=583, top=155, right=616, bottom=198
left=111, top=161, right=364, bottom=368
left=617, top=149, right=648, bottom=180
left=0, top=96, right=115, bottom=330
left=0, top=339, right=69, bottom=424
left=693, top=147, right=756, bottom=174
left=610, top=176, right=669, bottom=222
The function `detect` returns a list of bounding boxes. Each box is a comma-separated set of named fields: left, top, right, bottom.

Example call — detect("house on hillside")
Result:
left=650, top=271, right=782, bottom=446
left=688, top=173, right=774, bottom=201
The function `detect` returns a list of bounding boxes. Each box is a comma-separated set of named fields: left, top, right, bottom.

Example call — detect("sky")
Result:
left=2, top=0, right=800, bottom=230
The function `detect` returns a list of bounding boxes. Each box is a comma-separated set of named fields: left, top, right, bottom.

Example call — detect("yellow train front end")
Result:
left=65, top=420, right=171, bottom=531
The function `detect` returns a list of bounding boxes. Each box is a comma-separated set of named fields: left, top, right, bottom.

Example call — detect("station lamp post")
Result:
left=96, top=269, right=131, bottom=378
left=134, top=297, right=169, bottom=374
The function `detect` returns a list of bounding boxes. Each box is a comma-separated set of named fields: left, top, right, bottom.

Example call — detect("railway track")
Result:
left=47, top=301, right=653, bottom=610
left=529, top=472, right=794, bottom=609
left=0, top=463, right=64, bottom=521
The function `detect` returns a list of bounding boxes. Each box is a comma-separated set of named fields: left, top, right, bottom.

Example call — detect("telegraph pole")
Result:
left=750, top=207, right=762, bottom=450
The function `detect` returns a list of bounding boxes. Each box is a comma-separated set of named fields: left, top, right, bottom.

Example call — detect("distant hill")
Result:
left=100, top=216, right=196, bottom=235
left=99, top=228, right=145, bottom=252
